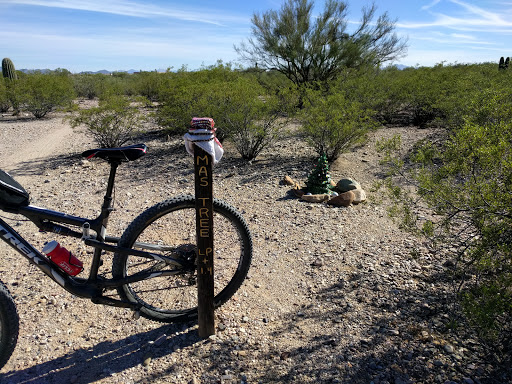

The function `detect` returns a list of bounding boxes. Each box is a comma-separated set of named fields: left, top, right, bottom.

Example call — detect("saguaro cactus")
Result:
left=1, top=58, right=17, bottom=80
left=506, top=57, right=510, bottom=69
left=499, top=57, right=505, bottom=70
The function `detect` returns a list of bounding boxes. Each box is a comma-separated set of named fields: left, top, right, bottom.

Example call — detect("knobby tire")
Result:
left=112, top=195, right=252, bottom=323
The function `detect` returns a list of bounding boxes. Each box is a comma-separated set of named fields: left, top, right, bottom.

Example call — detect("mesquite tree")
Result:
left=236, top=0, right=407, bottom=88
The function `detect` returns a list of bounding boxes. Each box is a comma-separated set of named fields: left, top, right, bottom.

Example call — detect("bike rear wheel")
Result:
left=0, top=280, right=18, bottom=370
left=112, top=195, right=252, bottom=323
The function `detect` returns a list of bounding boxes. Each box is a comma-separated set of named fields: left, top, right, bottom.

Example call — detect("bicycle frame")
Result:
left=0, top=161, right=189, bottom=310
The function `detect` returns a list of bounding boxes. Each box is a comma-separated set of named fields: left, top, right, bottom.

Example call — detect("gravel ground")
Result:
left=0, top=110, right=510, bottom=384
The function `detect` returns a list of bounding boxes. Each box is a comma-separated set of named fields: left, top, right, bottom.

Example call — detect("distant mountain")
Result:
left=19, top=68, right=51, bottom=74
left=80, top=70, right=111, bottom=75
left=78, top=69, right=143, bottom=74
left=18, top=68, right=163, bottom=74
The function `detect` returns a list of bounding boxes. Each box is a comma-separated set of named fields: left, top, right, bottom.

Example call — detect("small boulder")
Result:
left=283, top=176, right=296, bottom=186
left=301, top=194, right=330, bottom=203
left=352, top=189, right=367, bottom=204
left=336, top=178, right=361, bottom=193
left=327, top=191, right=355, bottom=207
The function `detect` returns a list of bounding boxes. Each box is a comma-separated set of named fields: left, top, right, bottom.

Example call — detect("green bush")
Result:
left=156, top=74, right=211, bottom=136
left=0, top=79, right=10, bottom=112
left=212, top=78, right=289, bottom=161
left=94, top=75, right=127, bottom=98
left=129, top=71, right=166, bottom=101
left=19, top=71, right=75, bottom=119
left=18, top=70, right=75, bottom=118
left=156, top=64, right=292, bottom=160
left=68, top=94, right=145, bottom=147
left=72, top=74, right=102, bottom=99
left=378, top=87, right=512, bottom=342
left=415, top=118, right=512, bottom=339
left=156, top=63, right=242, bottom=137
left=367, top=63, right=505, bottom=130
left=300, top=88, right=377, bottom=161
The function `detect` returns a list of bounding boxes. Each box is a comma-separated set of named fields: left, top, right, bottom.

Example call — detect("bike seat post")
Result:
left=89, top=160, right=120, bottom=282
left=97, top=160, right=120, bottom=239
left=105, top=160, right=120, bottom=201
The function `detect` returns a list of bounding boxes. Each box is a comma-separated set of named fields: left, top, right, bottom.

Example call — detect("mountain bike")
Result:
left=0, top=143, right=252, bottom=369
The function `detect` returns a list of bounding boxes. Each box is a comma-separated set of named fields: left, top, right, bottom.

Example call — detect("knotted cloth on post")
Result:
left=183, top=117, right=224, bottom=164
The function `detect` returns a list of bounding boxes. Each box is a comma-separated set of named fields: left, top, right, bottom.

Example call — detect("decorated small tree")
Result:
left=305, top=153, right=333, bottom=194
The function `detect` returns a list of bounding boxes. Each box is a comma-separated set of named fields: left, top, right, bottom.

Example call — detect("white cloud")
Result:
left=2, top=0, right=247, bottom=26
left=1, top=23, right=244, bottom=71
left=450, top=33, right=476, bottom=40
left=421, top=0, right=441, bottom=11
left=399, top=0, right=512, bottom=31
left=412, top=33, right=498, bottom=46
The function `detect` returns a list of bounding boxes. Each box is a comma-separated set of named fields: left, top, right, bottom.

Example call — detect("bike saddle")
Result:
left=0, top=169, right=29, bottom=211
left=82, top=143, right=147, bottom=162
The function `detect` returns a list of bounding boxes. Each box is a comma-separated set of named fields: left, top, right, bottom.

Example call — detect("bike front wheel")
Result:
left=112, top=195, right=252, bottom=323
left=0, top=280, right=19, bottom=370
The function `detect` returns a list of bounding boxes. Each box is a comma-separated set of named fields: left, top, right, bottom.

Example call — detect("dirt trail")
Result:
left=0, top=113, right=508, bottom=383
left=0, top=115, right=86, bottom=183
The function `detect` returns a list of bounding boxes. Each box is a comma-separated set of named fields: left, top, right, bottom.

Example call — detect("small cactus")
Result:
left=1, top=58, right=17, bottom=80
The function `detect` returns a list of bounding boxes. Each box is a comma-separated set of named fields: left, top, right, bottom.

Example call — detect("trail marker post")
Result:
left=184, top=118, right=223, bottom=338
left=194, top=144, right=215, bottom=337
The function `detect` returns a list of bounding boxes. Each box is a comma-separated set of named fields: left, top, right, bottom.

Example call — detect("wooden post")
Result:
left=194, top=145, right=215, bottom=337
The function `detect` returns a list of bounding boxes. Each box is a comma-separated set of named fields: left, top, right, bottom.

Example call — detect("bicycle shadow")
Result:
left=0, top=321, right=201, bottom=384
left=5, top=153, right=80, bottom=178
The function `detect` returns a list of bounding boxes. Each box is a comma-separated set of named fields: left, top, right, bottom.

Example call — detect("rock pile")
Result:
left=284, top=176, right=367, bottom=207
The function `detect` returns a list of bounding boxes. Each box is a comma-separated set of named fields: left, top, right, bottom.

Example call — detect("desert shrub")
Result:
left=300, top=88, right=378, bottom=161
left=380, top=88, right=512, bottom=344
left=95, top=75, right=127, bottom=98
left=68, top=94, right=145, bottom=147
left=73, top=74, right=103, bottom=99
left=156, top=64, right=292, bottom=160
left=369, top=63, right=505, bottom=129
left=156, top=75, right=213, bottom=136
left=156, top=63, right=243, bottom=137
left=0, top=80, right=10, bottom=112
left=416, top=120, right=512, bottom=340
left=397, top=66, right=450, bottom=127
left=129, top=71, right=167, bottom=101
left=212, top=78, right=290, bottom=161
left=18, top=70, right=75, bottom=118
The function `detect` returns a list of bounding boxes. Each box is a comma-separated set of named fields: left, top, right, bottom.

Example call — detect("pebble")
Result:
left=1, top=120, right=500, bottom=384
left=142, top=356, right=152, bottom=366
left=218, top=323, right=227, bottom=331
left=312, top=257, right=324, bottom=267
left=444, top=344, right=455, bottom=354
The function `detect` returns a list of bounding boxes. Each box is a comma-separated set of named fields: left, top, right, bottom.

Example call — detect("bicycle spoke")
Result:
left=113, top=196, right=252, bottom=322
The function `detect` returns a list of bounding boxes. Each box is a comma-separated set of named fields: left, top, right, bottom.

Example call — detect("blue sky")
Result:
left=0, top=0, right=511, bottom=72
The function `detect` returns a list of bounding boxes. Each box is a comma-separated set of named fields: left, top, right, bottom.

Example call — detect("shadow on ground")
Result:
left=0, top=322, right=201, bottom=384
left=252, top=268, right=512, bottom=384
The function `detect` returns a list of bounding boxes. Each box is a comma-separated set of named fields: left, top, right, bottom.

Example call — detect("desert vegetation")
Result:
left=2, top=0, right=512, bottom=370
left=2, top=58, right=512, bottom=352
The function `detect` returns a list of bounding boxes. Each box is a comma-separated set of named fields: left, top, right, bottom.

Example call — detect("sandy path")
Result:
left=0, top=115, right=89, bottom=184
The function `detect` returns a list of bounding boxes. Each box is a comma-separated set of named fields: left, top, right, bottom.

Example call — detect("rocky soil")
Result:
left=0, top=110, right=510, bottom=384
